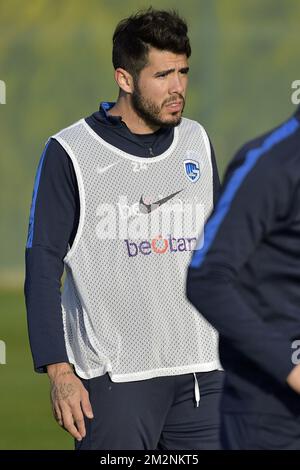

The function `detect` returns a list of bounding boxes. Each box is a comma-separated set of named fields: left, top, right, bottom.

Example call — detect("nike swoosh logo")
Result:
left=97, top=162, right=119, bottom=174
left=139, top=189, right=183, bottom=214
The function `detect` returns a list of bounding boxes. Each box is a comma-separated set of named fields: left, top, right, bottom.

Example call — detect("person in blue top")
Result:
left=187, top=105, right=300, bottom=449
left=25, top=7, right=223, bottom=450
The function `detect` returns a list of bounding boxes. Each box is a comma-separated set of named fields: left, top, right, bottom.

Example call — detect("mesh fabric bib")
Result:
left=52, top=117, right=221, bottom=381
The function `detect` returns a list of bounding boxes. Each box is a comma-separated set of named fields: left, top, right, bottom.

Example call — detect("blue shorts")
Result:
left=75, top=370, right=224, bottom=450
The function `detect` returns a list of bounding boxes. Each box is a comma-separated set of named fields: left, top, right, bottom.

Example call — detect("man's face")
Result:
left=131, top=47, right=189, bottom=128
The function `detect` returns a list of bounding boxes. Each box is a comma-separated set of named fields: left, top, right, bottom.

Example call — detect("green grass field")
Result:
left=0, top=289, right=72, bottom=449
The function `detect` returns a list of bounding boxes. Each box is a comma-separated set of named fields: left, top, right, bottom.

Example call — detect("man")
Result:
left=25, top=8, right=223, bottom=450
left=187, top=105, right=300, bottom=449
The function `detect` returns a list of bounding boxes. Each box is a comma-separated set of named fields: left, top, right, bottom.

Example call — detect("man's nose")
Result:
left=169, top=74, right=185, bottom=95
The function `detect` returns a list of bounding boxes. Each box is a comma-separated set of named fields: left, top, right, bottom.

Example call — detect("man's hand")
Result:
left=287, top=363, right=300, bottom=394
left=47, top=362, right=94, bottom=441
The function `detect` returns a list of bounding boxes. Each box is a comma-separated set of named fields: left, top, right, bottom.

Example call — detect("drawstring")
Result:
left=193, top=373, right=200, bottom=408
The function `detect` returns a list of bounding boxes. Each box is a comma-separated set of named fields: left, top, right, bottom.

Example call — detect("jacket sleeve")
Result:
left=209, top=138, right=221, bottom=207
left=187, top=143, right=295, bottom=384
left=24, top=138, right=79, bottom=372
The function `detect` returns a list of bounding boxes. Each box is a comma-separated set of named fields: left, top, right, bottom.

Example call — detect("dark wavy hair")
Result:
left=112, top=7, right=191, bottom=81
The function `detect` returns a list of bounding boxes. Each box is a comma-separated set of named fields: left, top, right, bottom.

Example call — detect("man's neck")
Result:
left=107, top=96, right=160, bottom=135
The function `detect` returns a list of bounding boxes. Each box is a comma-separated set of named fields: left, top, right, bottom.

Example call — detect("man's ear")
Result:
left=114, top=68, right=134, bottom=94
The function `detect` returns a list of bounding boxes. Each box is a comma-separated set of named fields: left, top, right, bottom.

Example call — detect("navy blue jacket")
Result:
left=24, top=102, right=220, bottom=372
left=187, top=106, right=300, bottom=416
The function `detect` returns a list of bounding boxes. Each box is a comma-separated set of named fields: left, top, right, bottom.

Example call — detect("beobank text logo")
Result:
left=125, top=234, right=198, bottom=257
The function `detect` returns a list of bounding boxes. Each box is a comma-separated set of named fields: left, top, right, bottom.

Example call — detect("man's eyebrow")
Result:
left=154, top=66, right=189, bottom=77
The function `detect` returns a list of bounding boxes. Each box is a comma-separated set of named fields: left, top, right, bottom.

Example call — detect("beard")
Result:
left=131, top=80, right=185, bottom=129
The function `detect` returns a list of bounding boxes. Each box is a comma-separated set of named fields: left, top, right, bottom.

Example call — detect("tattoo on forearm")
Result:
left=57, top=370, right=74, bottom=377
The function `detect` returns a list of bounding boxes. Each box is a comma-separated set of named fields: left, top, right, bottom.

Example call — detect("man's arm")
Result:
left=187, top=134, right=296, bottom=386
left=24, top=138, right=79, bottom=371
left=24, top=138, right=93, bottom=440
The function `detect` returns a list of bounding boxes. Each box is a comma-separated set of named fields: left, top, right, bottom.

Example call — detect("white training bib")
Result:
left=52, top=116, right=220, bottom=381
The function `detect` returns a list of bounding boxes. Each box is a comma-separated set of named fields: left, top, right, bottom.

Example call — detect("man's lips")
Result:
left=165, top=101, right=183, bottom=111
